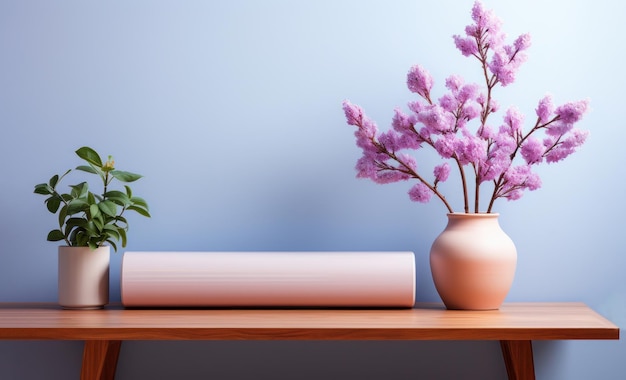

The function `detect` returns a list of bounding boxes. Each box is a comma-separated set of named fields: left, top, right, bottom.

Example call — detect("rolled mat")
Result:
left=121, top=251, right=415, bottom=307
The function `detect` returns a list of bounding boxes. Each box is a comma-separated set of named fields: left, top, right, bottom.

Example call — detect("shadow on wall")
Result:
left=116, top=340, right=507, bottom=380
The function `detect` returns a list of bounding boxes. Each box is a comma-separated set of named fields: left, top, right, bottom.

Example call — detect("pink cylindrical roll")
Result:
left=121, top=251, right=415, bottom=307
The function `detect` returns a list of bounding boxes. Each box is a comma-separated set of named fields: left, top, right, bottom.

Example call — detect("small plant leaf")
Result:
left=127, top=205, right=151, bottom=217
left=111, top=170, right=142, bottom=183
left=104, top=190, right=129, bottom=206
left=58, top=204, right=68, bottom=228
left=75, top=165, right=98, bottom=174
left=70, top=182, right=89, bottom=198
left=34, top=183, right=52, bottom=195
left=119, top=227, right=127, bottom=248
left=130, top=197, right=149, bottom=209
left=47, top=229, right=65, bottom=242
left=108, top=240, right=118, bottom=252
left=99, top=200, right=118, bottom=217
left=67, top=199, right=88, bottom=214
left=66, top=217, right=88, bottom=230
left=89, top=203, right=100, bottom=217
left=49, top=174, right=59, bottom=188
left=76, top=147, right=102, bottom=168
left=46, top=196, right=61, bottom=213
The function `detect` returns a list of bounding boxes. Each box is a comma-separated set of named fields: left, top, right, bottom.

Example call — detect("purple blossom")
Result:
left=461, top=103, right=481, bottom=122
left=417, top=105, right=455, bottom=133
left=342, top=1, right=589, bottom=213
left=409, top=183, right=432, bottom=203
left=455, top=130, right=485, bottom=165
left=434, top=134, right=457, bottom=158
left=445, top=75, right=464, bottom=92
left=514, top=33, right=532, bottom=51
left=478, top=124, right=495, bottom=140
left=398, top=153, right=417, bottom=172
left=501, top=165, right=542, bottom=200
left=355, top=156, right=377, bottom=180
left=408, top=100, right=427, bottom=114
left=535, top=95, right=554, bottom=124
left=493, top=130, right=516, bottom=155
left=500, top=107, right=524, bottom=138
left=378, top=130, right=401, bottom=152
left=489, top=49, right=517, bottom=86
left=439, top=94, right=458, bottom=113
left=521, top=137, right=545, bottom=164
left=374, top=171, right=410, bottom=184
left=458, top=83, right=479, bottom=103
left=453, top=35, right=478, bottom=57
left=392, top=108, right=414, bottom=132
left=563, top=129, right=589, bottom=149
left=545, top=129, right=589, bottom=163
left=555, top=99, right=589, bottom=124
left=342, top=100, right=363, bottom=126
left=479, top=153, right=510, bottom=182
left=407, top=65, right=433, bottom=99
left=434, top=163, right=451, bottom=183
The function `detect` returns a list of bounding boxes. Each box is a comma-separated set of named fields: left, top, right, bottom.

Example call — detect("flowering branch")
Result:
left=342, top=1, right=589, bottom=213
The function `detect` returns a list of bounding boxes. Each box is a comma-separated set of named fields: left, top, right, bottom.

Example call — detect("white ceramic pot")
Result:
left=430, top=213, right=517, bottom=310
left=58, top=246, right=110, bottom=309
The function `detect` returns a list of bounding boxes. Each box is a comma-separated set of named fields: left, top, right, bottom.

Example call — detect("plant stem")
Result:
left=454, top=157, right=469, bottom=213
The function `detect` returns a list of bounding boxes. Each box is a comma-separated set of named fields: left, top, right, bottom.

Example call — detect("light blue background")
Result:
left=1, top=0, right=624, bottom=378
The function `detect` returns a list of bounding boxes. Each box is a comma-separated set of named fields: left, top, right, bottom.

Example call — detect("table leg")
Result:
left=500, top=340, right=535, bottom=380
left=81, top=340, right=122, bottom=380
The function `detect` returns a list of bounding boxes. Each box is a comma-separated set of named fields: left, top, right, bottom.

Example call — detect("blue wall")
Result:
left=1, top=0, right=624, bottom=378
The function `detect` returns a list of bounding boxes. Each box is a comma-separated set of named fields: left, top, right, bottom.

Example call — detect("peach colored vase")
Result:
left=430, top=213, right=517, bottom=310
left=58, top=246, right=110, bottom=310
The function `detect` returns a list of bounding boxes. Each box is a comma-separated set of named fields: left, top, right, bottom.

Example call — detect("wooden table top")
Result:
left=0, top=302, right=618, bottom=341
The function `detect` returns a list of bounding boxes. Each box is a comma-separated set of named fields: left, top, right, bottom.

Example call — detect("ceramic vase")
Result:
left=429, top=213, right=517, bottom=310
left=58, top=246, right=110, bottom=309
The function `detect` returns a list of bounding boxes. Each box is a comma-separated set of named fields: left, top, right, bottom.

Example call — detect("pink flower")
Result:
left=458, top=83, right=479, bottom=103
left=500, top=107, right=525, bottom=137
left=434, top=163, right=451, bottom=183
left=478, top=124, right=495, bottom=140
left=501, top=165, right=542, bottom=199
left=489, top=49, right=517, bottom=86
left=417, top=105, right=455, bottom=133
left=479, top=153, right=510, bottom=182
left=409, top=183, right=432, bottom=203
left=453, top=35, right=478, bottom=57
left=375, top=171, right=410, bottom=184
left=378, top=130, right=401, bottom=152
left=438, top=94, right=458, bottom=113
left=342, top=1, right=589, bottom=213
left=355, top=156, right=377, bottom=180
left=545, top=129, right=589, bottom=163
left=434, top=134, right=457, bottom=158
left=392, top=108, right=414, bottom=132
left=407, top=65, right=434, bottom=99
left=562, top=129, right=589, bottom=149
left=455, top=130, right=485, bottom=165
left=514, top=33, right=532, bottom=51
left=408, top=100, right=427, bottom=114
left=521, top=137, right=545, bottom=164
left=342, top=100, right=363, bottom=126
left=398, top=153, right=417, bottom=172
left=461, top=103, right=481, bottom=122
left=555, top=99, right=589, bottom=124
left=535, top=95, right=554, bottom=124
left=445, top=75, right=464, bottom=92
left=470, top=1, right=505, bottom=48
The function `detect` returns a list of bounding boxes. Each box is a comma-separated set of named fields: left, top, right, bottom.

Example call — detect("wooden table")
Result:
left=0, top=302, right=618, bottom=380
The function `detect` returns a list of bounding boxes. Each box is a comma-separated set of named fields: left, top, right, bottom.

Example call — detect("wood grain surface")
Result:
left=0, top=302, right=618, bottom=341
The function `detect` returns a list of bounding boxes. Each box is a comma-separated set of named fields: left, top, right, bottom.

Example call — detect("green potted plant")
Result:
left=34, top=146, right=150, bottom=309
